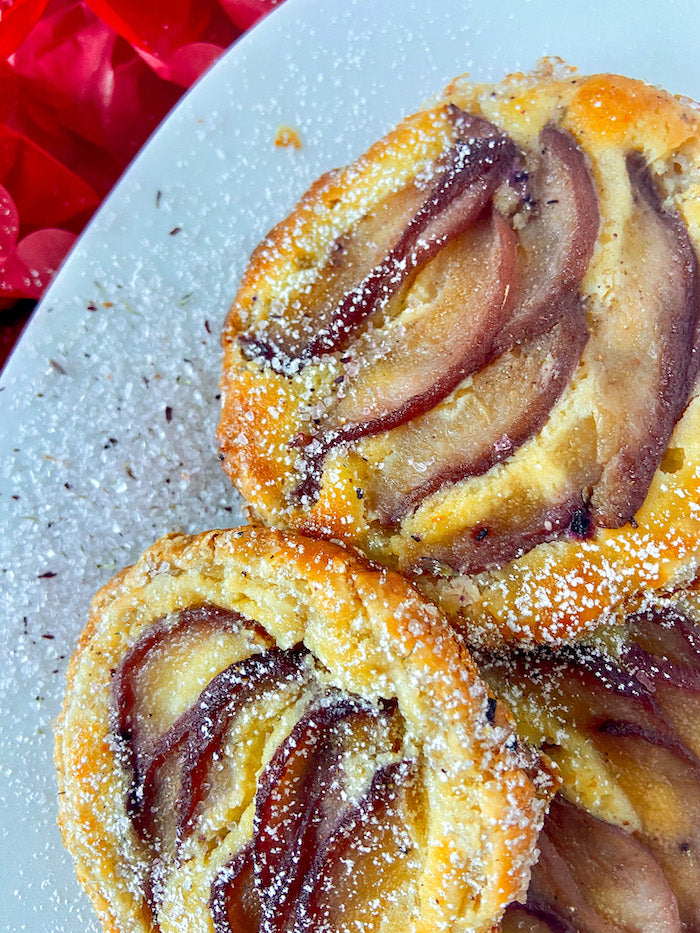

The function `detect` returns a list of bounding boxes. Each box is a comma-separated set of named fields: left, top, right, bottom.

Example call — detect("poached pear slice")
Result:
left=253, top=693, right=396, bottom=933
left=295, top=208, right=518, bottom=501
left=210, top=844, right=261, bottom=933
left=489, top=612, right=700, bottom=931
left=493, top=124, right=600, bottom=353
left=295, top=125, right=600, bottom=512
left=114, top=643, right=307, bottom=853
left=520, top=796, right=682, bottom=933
left=589, top=152, right=699, bottom=527
left=366, top=302, right=588, bottom=525
left=240, top=108, right=518, bottom=373
left=295, top=760, right=418, bottom=933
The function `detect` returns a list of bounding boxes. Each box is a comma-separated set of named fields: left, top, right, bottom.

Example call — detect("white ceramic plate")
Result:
left=1, top=0, right=697, bottom=927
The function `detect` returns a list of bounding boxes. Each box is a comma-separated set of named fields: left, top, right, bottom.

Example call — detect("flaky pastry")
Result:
left=56, top=527, right=556, bottom=933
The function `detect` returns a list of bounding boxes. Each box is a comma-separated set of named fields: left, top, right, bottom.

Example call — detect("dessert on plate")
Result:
left=55, top=527, right=556, bottom=933
left=489, top=593, right=700, bottom=930
left=56, top=60, right=700, bottom=933
left=218, top=59, right=700, bottom=647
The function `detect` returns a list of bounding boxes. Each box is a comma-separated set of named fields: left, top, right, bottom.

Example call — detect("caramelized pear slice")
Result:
left=253, top=693, right=396, bottom=933
left=240, top=108, right=519, bottom=373
left=367, top=302, right=588, bottom=524
left=589, top=152, right=700, bottom=526
left=295, top=209, right=518, bottom=501
left=523, top=796, right=682, bottom=933
left=210, top=844, right=261, bottom=933
left=295, top=760, right=418, bottom=932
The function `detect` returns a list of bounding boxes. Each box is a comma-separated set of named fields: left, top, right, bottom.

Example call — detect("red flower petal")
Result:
left=0, top=0, right=50, bottom=58
left=16, top=226, right=75, bottom=281
left=82, top=0, right=239, bottom=86
left=0, top=226, right=75, bottom=299
left=9, top=2, right=182, bottom=168
left=84, top=0, right=210, bottom=58
left=0, top=0, right=276, bottom=330
left=0, top=123, right=99, bottom=231
left=0, top=56, right=21, bottom=124
left=0, top=183, right=19, bottom=266
left=0, top=298, right=32, bottom=357
left=218, top=0, right=280, bottom=32
left=136, top=40, right=226, bottom=88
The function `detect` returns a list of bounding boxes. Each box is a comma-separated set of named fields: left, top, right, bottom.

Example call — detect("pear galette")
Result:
left=218, top=61, right=700, bottom=647
left=56, top=527, right=555, bottom=933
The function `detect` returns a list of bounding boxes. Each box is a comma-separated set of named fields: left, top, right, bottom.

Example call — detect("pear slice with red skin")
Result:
left=493, top=125, right=600, bottom=354
left=114, top=643, right=308, bottom=852
left=171, top=645, right=308, bottom=849
left=408, top=491, right=596, bottom=578
left=295, top=124, right=599, bottom=509
left=368, top=300, right=588, bottom=525
left=210, top=759, right=415, bottom=933
left=111, top=605, right=259, bottom=785
left=620, top=612, right=700, bottom=757
left=300, top=114, right=518, bottom=362
left=589, top=152, right=700, bottom=527
left=210, top=844, right=261, bottom=933
left=293, top=759, right=417, bottom=933
left=240, top=108, right=519, bottom=374
left=295, top=208, right=518, bottom=502
left=623, top=610, right=700, bottom=689
left=591, top=727, right=700, bottom=930
left=253, top=693, right=394, bottom=933
left=489, top=612, right=700, bottom=931
left=517, top=796, right=682, bottom=933
left=238, top=176, right=430, bottom=375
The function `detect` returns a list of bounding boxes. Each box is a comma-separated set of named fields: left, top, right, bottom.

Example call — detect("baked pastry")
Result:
left=218, top=59, right=700, bottom=647
left=483, top=597, right=700, bottom=931
left=55, top=526, right=556, bottom=933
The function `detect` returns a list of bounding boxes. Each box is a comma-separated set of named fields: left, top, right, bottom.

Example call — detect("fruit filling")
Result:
left=111, top=604, right=422, bottom=931
left=486, top=606, right=700, bottom=931
left=228, top=103, right=699, bottom=575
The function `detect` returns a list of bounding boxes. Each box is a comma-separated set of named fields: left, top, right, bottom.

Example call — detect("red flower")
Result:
left=0, top=0, right=280, bottom=330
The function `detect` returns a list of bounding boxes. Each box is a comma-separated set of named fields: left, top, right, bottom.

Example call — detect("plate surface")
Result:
left=0, top=0, right=697, bottom=927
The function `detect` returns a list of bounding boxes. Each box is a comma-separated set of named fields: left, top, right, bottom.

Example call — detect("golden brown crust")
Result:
left=56, top=526, right=556, bottom=933
left=218, top=60, right=700, bottom=648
